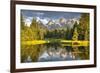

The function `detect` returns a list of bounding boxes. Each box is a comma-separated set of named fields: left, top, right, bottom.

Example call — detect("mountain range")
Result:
left=25, top=17, right=80, bottom=30
left=43, top=18, right=79, bottom=30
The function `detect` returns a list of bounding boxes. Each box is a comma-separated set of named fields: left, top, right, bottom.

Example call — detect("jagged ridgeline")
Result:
left=20, top=12, right=89, bottom=62
left=21, top=13, right=89, bottom=41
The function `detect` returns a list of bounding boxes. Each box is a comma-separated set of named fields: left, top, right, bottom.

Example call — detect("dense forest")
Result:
left=21, top=13, right=90, bottom=62
left=21, top=13, right=89, bottom=41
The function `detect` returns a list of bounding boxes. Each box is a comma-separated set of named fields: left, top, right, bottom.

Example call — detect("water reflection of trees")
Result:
left=38, top=44, right=89, bottom=62
left=20, top=13, right=90, bottom=63
left=21, top=44, right=45, bottom=63
left=21, top=43, right=89, bottom=63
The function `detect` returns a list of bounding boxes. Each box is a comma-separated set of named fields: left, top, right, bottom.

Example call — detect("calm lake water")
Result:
left=21, top=43, right=89, bottom=63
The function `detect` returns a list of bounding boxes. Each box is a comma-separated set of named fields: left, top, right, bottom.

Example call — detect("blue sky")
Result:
left=21, top=9, right=81, bottom=26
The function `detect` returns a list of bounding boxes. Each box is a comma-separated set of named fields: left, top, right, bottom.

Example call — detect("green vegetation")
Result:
left=20, top=13, right=90, bottom=62
left=21, top=13, right=89, bottom=42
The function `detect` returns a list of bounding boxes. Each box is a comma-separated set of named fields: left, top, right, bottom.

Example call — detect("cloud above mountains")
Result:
left=24, top=17, right=33, bottom=27
left=36, top=17, right=49, bottom=25
left=22, top=10, right=81, bottom=27
left=24, top=16, right=50, bottom=27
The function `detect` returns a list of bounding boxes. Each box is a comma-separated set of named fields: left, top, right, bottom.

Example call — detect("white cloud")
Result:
left=32, top=12, right=44, bottom=16
left=24, top=17, right=33, bottom=27
left=36, top=12, right=44, bottom=16
left=36, top=17, right=49, bottom=25
left=24, top=16, right=50, bottom=27
left=41, top=18, right=49, bottom=25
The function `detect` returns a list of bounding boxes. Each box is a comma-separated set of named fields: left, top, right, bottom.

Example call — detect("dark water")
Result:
left=21, top=43, right=89, bottom=63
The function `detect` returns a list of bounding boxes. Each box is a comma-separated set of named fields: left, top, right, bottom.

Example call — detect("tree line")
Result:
left=21, top=13, right=89, bottom=41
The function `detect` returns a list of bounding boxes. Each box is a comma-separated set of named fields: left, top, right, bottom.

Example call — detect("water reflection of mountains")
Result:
left=23, top=43, right=89, bottom=63
left=38, top=46, right=81, bottom=62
